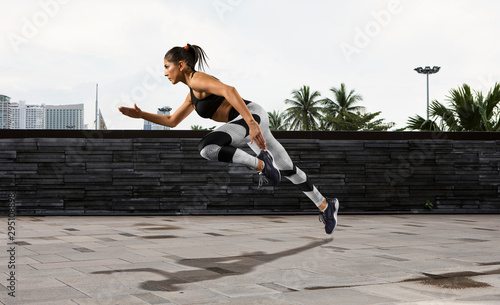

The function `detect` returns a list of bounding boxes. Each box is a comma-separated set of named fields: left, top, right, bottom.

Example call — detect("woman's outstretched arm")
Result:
left=119, top=94, right=194, bottom=128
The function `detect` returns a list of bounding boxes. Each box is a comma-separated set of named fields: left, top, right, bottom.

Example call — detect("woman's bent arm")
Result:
left=190, top=72, right=267, bottom=150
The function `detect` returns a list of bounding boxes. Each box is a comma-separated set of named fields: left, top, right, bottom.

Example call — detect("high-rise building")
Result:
left=0, top=95, right=11, bottom=129
left=44, top=104, right=84, bottom=130
left=9, top=101, right=25, bottom=129
left=26, top=104, right=45, bottom=129
left=144, top=106, right=171, bottom=130
left=8, top=101, right=45, bottom=129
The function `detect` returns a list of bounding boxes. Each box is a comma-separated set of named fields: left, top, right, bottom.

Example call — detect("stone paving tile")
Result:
left=199, top=274, right=273, bottom=291
left=279, top=287, right=397, bottom=305
left=28, top=253, right=72, bottom=264
left=154, top=288, right=228, bottom=304
left=252, top=268, right=384, bottom=291
left=196, top=295, right=298, bottom=305
left=29, top=258, right=130, bottom=270
left=72, top=295, right=152, bottom=305
left=126, top=248, right=182, bottom=259
left=98, top=260, right=200, bottom=275
left=397, top=301, right=500, bottom=305
left=21, top=265, right=84, bottom=278
left=0, top=215, right=499, bottom=304
left=133, top=292, right=172, bottom=304
left=13, top=255, right=40, bottom=266
left=11, top=300, right=80, bottom=305
left=356, top=283, right=443, bottom=303
left=67, top=281, right=149, bottom=300
left=59, top=272, right=158, bottom=288
left=6, top=285, right=88, bottom=305
left=56, top=235, right=98, bottom=243
left=16, top=276, right=68, bottom=290
left=22, top=243, right=85, bottom=255
left=308, top=257, right=418, bottom=283
left=209, top=283, right=279, bottom=298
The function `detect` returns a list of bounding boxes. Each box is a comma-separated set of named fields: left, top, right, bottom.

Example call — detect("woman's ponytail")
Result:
left=165, top=43, right=209, bottom=72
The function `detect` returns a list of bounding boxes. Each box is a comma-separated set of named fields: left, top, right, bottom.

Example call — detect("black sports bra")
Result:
left=189, top=71, right=251, bottom=121
left=189, top=72, right=225, bottom=119
left=189, top=87, right=225, bottom=119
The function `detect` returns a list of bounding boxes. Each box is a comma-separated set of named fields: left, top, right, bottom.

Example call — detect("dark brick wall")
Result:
left=1, top=130, right=499, bottom=215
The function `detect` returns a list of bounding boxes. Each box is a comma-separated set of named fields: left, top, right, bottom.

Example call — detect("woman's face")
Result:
left=164, top=59, right=181, bottom=84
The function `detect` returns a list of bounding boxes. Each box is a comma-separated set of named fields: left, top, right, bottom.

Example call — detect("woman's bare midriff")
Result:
left=210, top=100, right=233, bottom=122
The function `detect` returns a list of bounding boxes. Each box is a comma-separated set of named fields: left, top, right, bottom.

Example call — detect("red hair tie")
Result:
left=184, top=45, right=189, bottom=50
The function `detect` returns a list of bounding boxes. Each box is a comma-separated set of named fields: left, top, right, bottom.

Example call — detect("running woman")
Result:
left=119, top=44, right=339, bottom=234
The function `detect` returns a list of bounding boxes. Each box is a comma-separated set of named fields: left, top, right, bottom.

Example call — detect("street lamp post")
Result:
left=414, top=66, right=440, bottom=121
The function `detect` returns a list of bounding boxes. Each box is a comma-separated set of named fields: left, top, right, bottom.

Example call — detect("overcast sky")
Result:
left=1, top=0, right=499, bottom=130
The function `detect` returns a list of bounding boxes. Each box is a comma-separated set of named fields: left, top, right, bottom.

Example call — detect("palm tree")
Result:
left=191, top=125, right=216, bottom=131
left=407, top=83, right=500, bottom=131
left=191, top=125, right=205, bottom=130
left=325, top=110, right=395, bottom=131
left=322, top=83, right=365, bottom=118
left=268, top=110, right=288, bottom=131
left=284, top=86, right=324, bottom=130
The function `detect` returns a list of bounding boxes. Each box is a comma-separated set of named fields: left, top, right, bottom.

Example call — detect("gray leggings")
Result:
left=197, top=102, right=324, bottom=207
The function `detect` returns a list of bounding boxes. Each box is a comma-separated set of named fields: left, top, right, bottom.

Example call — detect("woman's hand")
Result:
left=118, top=104, right=142, bottom=119
left=249, top=120, right=267, bottom=151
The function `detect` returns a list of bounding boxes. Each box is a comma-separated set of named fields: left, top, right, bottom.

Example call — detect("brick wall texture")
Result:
left=1, top=131, right=499, bottom=215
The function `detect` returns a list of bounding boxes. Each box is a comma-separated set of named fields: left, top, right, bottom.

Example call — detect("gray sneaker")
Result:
left=257, top=150, right=281, bottom=186
left=319, top=198, right=339, bottom=234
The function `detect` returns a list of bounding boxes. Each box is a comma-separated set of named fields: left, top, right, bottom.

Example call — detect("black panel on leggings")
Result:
left=282, top=165, right=314, bottom=193
left=218, top=146, right=237, bottom=163
left=197, top=131, right=232, bottom=153
left=228, top=114, right=261, bottom=137
left=227, top=100, right=252, bottom=121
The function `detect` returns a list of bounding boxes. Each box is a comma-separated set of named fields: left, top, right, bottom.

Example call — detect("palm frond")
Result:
left=283, top=85, right=323, bottom=131
left=406, top=114, right=441, bottom=131
left=325, top=83, right=365, bottom=118
left=429, top=100, right=458, bottom=131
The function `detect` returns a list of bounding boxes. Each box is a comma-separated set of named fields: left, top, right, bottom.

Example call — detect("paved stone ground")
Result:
left=0, top=214, right=499, bottom=305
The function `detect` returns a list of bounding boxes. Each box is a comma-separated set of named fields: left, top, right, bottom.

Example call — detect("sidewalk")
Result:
left=1, top=214, right=499, bottom=305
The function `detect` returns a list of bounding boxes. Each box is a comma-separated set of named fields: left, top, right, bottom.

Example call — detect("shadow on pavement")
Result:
left=92, top=238, right=332, bottom=291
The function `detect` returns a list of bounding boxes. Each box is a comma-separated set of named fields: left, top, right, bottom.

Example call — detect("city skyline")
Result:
left=1, top=93, right=168, bottom=130
left=0, top=96, right=86, bottom=130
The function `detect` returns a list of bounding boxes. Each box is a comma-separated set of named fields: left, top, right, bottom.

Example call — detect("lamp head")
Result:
left=414, top=66, right=441, bottom=74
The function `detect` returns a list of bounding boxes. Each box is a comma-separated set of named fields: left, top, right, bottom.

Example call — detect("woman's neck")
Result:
left=181, top=68, right=195, bottom=87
